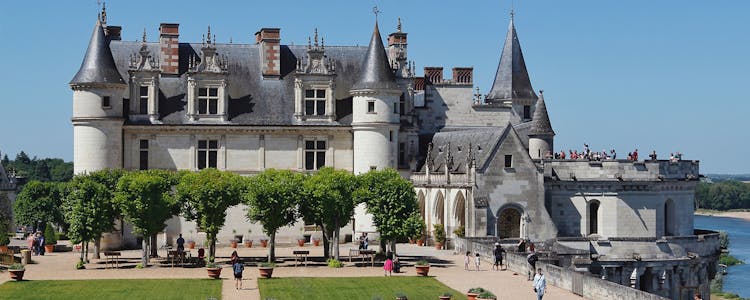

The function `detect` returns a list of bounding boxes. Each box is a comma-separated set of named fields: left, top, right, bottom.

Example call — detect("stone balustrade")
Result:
left=542, top=159, right=699, bottom=182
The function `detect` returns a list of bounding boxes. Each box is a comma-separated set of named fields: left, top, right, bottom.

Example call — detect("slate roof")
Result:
left=70, top=22, right=125, bottom=85
left=350, top=21, right=399, bottom=91
left=486, top=17, right=537, bottom=102
left=528, top=94, right=554, bottom=136
left=422, top=126, right=509, bottom=173
left=108, top=40, right=370, bottom=126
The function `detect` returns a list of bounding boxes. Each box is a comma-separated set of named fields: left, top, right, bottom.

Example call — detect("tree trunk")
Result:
left=208, top=233, right=216, bottom=262
left=390, top=240, right=397, bottom=257
left=93, top=237, right=101, bottom=259
left=269, top=231, right=276, bottom=262
left=84, top=241, right=89, bottom=263
left=333, top=218, right=341, bottom=260
left=320, top=223, right=330, bottom=259
left=150, top=234, right=158, bottom=258
left=141, top=238, right=148, bottom=266
left=379, top=238, right=386, bottom=255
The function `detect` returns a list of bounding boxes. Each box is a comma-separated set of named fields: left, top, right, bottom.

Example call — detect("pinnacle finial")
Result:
left=100, top=1, right=107, bottom=24
left=372, top=6, right=381, bottom=21
left=314, top=28, right=319, bottom=47
left=142, top=28, right=147, bottom=43
left=321, top=37, right=325, bottom=49
left=206, top=26, right=212, bottom=44
left=307, top=36, right=311, bottom=49
left=397, top=17, right=402, bottom=32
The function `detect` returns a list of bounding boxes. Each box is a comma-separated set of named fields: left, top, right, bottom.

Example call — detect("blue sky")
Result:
left=0, top=1, right=748, bottom=174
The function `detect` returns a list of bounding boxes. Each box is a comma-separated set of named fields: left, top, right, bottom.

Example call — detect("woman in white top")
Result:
left=533, top=268, right=546, bottom=300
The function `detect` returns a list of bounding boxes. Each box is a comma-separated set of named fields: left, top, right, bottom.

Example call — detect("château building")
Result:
left=70, top=6, right=718, bottom=299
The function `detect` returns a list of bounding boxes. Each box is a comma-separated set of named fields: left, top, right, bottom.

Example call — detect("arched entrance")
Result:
left=434, top=192, right=445, bottom=225
left=496, top=206, right=522, bottom=239
left=453, top=192, right=466, bottom=229
left=589, top=200, right=600, bottom=235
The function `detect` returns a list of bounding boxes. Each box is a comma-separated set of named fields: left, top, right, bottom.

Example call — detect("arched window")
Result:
left=589, top=201, right=600, bottom=235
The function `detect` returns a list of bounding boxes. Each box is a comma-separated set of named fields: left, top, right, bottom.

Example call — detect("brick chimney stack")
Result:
left=106, top=26, right=122, bottom=41
left=452, top=67, right=473, bottom=84
left=424, top=67, right=443, bottom=84
left=159, top=23, right=179, bottom=75
left=255, top=28, right=281, bottom=78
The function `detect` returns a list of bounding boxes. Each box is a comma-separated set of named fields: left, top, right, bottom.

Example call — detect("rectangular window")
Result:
left=389, top=131, right=393, bottom=142
left=102, top=96, right=111, bottom=108
left=139, top=86, right=149, bottom=114
left=393, top=103, right=398, bottom=114
left=304, top=89, right=326, bottom=116
left=367, top=101, right=375, bottom=113
left=139, top=139, right=148, bottom=170
left=197, top=139, right=218, bottom=169
left=504, top=155, right=513, bottom=168
left=398, top=142, right=406, bottom=166
left=198, top=87, right=219, bottom=115
left=399, top=94, right=405, bottom=115
left=523, top=105, right=531, bottom=119
left=304, top=139, right=326, bottom=170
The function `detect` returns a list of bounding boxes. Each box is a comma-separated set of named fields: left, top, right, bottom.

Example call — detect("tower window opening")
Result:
left=523, top=105, right=531, bottom=120
left=504, top=155, right=513, bottom=168
left=367, top=101, right=375, bottom=113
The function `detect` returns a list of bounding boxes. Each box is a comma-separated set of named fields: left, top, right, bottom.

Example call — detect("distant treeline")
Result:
left=696, top=181, right=750, bottom=211
left=1, top=151, right=73, bottom=183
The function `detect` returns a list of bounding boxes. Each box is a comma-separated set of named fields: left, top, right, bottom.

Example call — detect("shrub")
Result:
left=259, top=262, right=276, bottom=268
left=135, top=263, right=145, bottom=269
left=327, top=258, right=344, bottom=268
left=75, top=259, right=86, bottom=270
left=415, top=259, right=429, bottom=266
left=468, top=287, right=487, bottom=294
left=9, top=263, right=25, bottom=270
left=205, top=261, right=219, bottom=268
left=44, top=223, right=57, bottom=245
left=453, top=226, right=465, bottom=238
left=0, top=232, right=9, bottom=246
left=720, top=253, right=743, bottom=266
left=441, top=292, right=453, bottom=297
left=478, top=291, right=497, bottom=299
left=433, top=224, right=446, bottom=245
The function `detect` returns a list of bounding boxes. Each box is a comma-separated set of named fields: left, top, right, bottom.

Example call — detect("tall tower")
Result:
left=70, top=17, right=126, bottom=174
left=528, top=92, right=555, bottom=159
left=485, top=13, right=538, bottom=124
left=350, top=19, right=402, bottom=234
left=350, top=20, right=402, bottom=174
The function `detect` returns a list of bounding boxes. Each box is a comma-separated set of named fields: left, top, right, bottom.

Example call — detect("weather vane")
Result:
left=372, top=6, right=381, bottom=20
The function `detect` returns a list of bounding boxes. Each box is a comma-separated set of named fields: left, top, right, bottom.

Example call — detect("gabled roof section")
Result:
left=70, top=21, right=125, bottom=85
left=350, top=21, right=399, bottom=91
left=423, top=126, right=508, bottom=173
left=529, top=93, right=554, bottom=136
left=486, top=16, right=536, bottom=102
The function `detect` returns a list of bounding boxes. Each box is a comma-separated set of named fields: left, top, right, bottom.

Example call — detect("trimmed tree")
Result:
left=63, top=174, right=118, bottom=263
left=115, top=170, right=178, bottom=267
left=85, top=169, right=126, bottom=259
left=299, top=167, right=357, bottom=260
left=14, top=181, right=66, bottom=231
left=354, top=169, right=423, bottom=255
left=175, top=168, right=244, bottom=262
left=243, top=169, right=304, bottom=262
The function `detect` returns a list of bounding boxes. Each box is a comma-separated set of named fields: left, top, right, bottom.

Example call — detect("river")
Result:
left=695, top=215, right=750, bottom=297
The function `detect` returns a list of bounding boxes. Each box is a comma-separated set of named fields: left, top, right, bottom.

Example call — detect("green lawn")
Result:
left=259, top=277, right=467, bottom=300
left=0, top=279, right=222, bottom=300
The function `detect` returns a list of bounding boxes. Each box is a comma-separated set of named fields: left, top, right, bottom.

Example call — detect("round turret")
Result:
left=528, top=92, right=554, bottom=159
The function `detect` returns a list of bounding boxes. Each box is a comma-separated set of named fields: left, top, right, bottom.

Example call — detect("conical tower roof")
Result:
left=70, top=21, right=125, bottom=85
left=529, top=93, right=554, bottom=136
left=351, top=21, right=399, bottom=91
left=486, top=16, right=536, bottom=102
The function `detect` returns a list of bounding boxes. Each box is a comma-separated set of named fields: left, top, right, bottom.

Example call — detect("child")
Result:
left=475, top=253, right=481, bottom=271
left=232, top=257, right=244, bottom=290
left=464, top=251, right=471, bottom=270
left=384, top=253, right=393, bottom=276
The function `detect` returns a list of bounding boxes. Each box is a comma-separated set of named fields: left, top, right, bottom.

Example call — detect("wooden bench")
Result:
left=293, top=250, right=310, bottom=267
left=103, top=251, right=121, bottom=269
left=348, top=249, right=375, bottom=266
left=168, top=250, right=189, bottom=268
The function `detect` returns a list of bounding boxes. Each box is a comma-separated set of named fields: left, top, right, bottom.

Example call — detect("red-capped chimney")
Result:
left=255, top=28, right=281, bottom=78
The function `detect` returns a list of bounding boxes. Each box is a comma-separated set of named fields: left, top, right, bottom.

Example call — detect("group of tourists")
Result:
left=26, top=231, right=46, bottom=256
left=461, top=240, right=546, bottom=299
left=545, top=144, right=685, bottom=164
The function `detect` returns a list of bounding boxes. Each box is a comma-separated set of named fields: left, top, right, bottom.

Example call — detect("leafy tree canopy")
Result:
left=14, top=180, right=67, bottom=229
left=355, top=169, right=423, bottom=244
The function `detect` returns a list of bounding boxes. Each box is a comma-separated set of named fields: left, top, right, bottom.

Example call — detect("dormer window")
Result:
left=305, top=89, right=326, bottom=116
left=139, top=86, right=149, bottom=114
left=198, top=87, right=219, bottom=115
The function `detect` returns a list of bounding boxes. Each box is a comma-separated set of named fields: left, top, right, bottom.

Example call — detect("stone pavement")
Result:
left=2, top=241, right=582, bottom=300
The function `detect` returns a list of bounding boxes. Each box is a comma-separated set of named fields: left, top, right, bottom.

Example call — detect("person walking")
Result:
left=492, top=243, right=505, bottom=271
left=464, top=251, right=471, bottom=271
left=474, top=253, right=481, bottom=271
left=527, top=251, right=538, bottom=280
left=232, top=256, right=244, bottom=290
left=38, top=232, right=46, bottom=256
left=384, top=252, right=394, bottom=276
left=176, top=233, right=185, bottom=253
left=533, top=268, right=546, bottom=300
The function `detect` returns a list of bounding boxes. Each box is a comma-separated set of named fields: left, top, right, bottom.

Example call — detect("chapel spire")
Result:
left=70, top=18, right=125, bottom=85
left=485, top=12, right=537, bottom=103
left=350, top=19, right=399, bottom=91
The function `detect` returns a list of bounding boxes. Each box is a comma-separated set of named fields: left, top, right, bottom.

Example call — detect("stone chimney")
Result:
left=255, top=28, right=281, bottom=78
left=424, top=67, right=443, bottom=84
left=452, top=67, right=473, bottom=84
left=159, top=23, right=179, bottom=75
left=106, top=26, right=122, bottom=41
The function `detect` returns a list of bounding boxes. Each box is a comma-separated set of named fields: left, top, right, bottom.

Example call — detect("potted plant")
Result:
left=416, top=223, right=426, bottom=246
left=415, top=259, right=430, bottom=276
left=0, top=232, right=9, bottom=253
left=244, top=238, right=253, bottom=248
left=187, top=230, right=196, bottom=249
left=258, top=261, right=275, bottom=278
left=297, top=236, right=306, bottom=247
left=8, top=263, right=25, bottom=281
left=205, top=260, right=222, bottom=279
left=466, top=288, right=487, bottom=300
left=477, top=291, right=497, bottom=300
left=439, top=292, right=452, bottom=300
left=260, top=237, right=269, bottom=248
left=395, top=292, right=408, bottom=300
left=433, top=224, right=446, bottom=250
left=44, top=223, right=57, bottom=253
left=312, top=235, right=321, bottom=246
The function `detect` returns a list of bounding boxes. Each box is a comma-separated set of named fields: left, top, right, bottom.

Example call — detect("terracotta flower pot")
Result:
left=9, top=269, right=25, bottom=281
left=260, top=239, right=268, bottom=248
left=466, top=293, right=479, bottom=300
left=206, top=267, right=222, bottom=279
left=187, top=241, right=196, bottom=249
left=415, top=265, right=430, bottom=276
left=417, top=239, right=424, bottom=246
left=0, top=245, right=8, bottom=253
left=312, top=239, right=320, bottom=246
left=259, top=267, right=274, bottom=278
left=297, top=239, right=305, bottom=247
left=230, top=240, right=238, bottom=248
left=245, top=240, right=253, bottom=248
left=44, top=244, right=55, bottom=253
left=435, top=242, right=442, bottom=250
